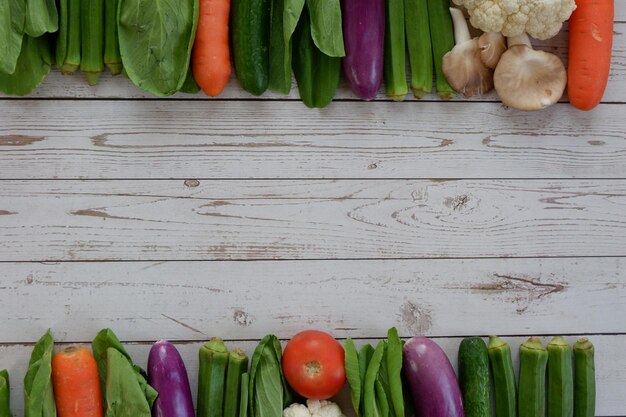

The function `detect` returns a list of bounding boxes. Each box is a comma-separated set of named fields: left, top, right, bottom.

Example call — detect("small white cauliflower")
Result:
left=283, top=400, right=345, bottom=417
left=451, top=0, right=576, bottom=40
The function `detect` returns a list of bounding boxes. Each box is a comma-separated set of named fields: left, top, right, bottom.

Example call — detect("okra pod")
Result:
left=573, top=339, right=595, bottom=417
left=197, top=338, right=229, bottom=417
left=80, top=0, right=104, bottom=85
left=104, top=0, right=121, bottom=75
left=57, top=0, right=81, bottom=74
left=404, top=0, right=432, bottom=98
left=224, top=350, right=249, bottom=417
left=488, top=336, right=516, bottom=417
left=239, top=373, right=249, bottom=417
left=548, top=337, right=573, bottom=417
left=518, top=337, right=548, bottom=417
left=384, top=0, right=408, bottom=100
left=425, top=0, right=455, bottom=99
left=0, top=370, right=11, bottom=417
left=292, top=8, right=341, bottom=108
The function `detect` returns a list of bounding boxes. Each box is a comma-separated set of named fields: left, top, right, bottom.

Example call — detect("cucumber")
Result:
left=519, top=337, right=548, bottom=417
left=458, top=337, right=492, bottom=417
left=488, top=336, right=517, bottom=417
left=231, top=0, right=270, bottom=95
left=197, top=338, right=229, bottom=417
left=548, top=337, right=573, bottom=417
left=573, top=339, right=595, bottom=417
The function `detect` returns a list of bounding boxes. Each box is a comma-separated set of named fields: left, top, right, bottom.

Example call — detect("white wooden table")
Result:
left=1, top=5, right=625, bottom=416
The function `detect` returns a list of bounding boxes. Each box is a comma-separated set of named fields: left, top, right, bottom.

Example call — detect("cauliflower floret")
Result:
left=283, top=400, right=345, bottom=417
left=452, top=0, right=576, bottom=40
left=306, top=400, right=345, bottom=417
left=283, top=403, right=312, bottom=417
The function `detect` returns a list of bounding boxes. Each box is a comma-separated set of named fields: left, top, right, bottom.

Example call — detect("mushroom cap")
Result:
left=478, top=32, right=506, bottom=69
left=494, top=45, right=566, bottom=111
left=443, top=38, right=494, bottom=97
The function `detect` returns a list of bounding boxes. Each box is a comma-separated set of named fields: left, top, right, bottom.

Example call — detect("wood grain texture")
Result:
left=1, top=335, right=623, bottom=416
left=2, top=21, right=623, bottom=102
left=1, top=100, right=625, bottom=180
left=1, top=180, right=626, bottom=261
left=0, top=258, right=623, bottom=343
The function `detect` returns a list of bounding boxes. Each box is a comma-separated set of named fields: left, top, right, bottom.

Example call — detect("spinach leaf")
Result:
left=305, top=0, right=344, bottom=57
left=344, top=339, right=362, bottom=417
left=363, top=341, right=386, bottom=417
left=0, top=34, right=52, bottom=96
left=0, top=370, right=11, bottom=417
left=386, top=328, right=404, bottom=417
left=24, top=0, right=58, bottom=37
left=179, top=67, right=200, bottom=94
left=105, top=348, right=152, bottom=417
left=0, top=0, right=26, bottom=74
left=268, top=0, right=304, bottom=93
left=249, top=335, right=290, bottom=417
left=23, top=330, right=56, bottom=417
left=117, top=0, right=198, bottom=96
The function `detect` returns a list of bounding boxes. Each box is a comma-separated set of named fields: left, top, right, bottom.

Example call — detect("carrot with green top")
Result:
left=51, top=346, right=103, bottom=417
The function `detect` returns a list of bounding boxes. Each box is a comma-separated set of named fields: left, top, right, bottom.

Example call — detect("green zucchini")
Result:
left=519, top=337, right=548, bottom=417
left=425, top=0, right=455, bottom=99
left=459, top=337, right=492, bottom=417
left=573, top=339, right=595, bottom=417
left=0, top=370, right=11, bottom=417
left=291, top=8, right=340, bottom=108
left=488, top=336, right=517, bottom=417
left=404, top=0, right=432, bottom=98
left=80, top=0, right=104, bottom=85
left=384, top=0, right=408, bottom=100
left=197, top=338, right=229, bottom=417
left=224, top=350, right=249, bottom=417
left=231, top=0, right=270, bottom=95
left=548, top=337, right=573, bottom=417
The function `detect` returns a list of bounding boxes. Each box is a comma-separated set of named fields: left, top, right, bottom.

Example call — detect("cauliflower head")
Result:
left=451, top=0, right=576, bottom=40
left=283, top=400, right=346, bottom=417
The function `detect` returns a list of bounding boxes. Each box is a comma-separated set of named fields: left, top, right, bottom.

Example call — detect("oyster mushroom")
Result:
left=442, top=8, right=494, bottom=97
left=494, top=34, right=567, bottom=111
left=478, top=32, right=506, bottom=69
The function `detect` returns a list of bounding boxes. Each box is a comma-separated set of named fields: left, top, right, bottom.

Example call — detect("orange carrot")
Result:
left=192, top=0, right=231, bottom=97
left=51, top=346, right=103, bottom=417
left=567, top=0, right=614, bottom=111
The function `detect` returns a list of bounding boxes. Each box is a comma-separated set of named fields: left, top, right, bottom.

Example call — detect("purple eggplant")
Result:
left=148, top=340, right=195, bottom=417
left=403, top=337, right=464, bottom=417
left=341, top=0, right=385, bottom=100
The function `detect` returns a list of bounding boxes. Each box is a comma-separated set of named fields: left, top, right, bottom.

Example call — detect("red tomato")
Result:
left=282, top=330, right=346, bottom=400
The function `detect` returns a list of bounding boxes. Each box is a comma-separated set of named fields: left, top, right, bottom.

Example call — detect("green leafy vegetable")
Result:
left=344, top=339, right=362, bottom=417
left=0, top=0, right=26, bottom=74
left=179, top=68, right=200, bottom=94
left=117, top=0, right=198, bottom=96
left=91, top=328, right=157, bottom=412
left=24, top=0, right=58, bottom=37
left=105, top=348, right=152, bottom=417
left=305, top=0, right=344, bottom=57
left=0, top=369, right=12, bottom=417
left=386, top=328, right=404, bottom=417
left=0, top=34, right=52, bottom=96
left=23, top=330, right=56, bottom=417
left=364, top=341, right=386, bottom=417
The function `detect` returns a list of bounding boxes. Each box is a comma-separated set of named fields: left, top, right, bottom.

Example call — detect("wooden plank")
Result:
left=2, top=21, right=625, bottom=102
left=1, top=180, right=626, bottom=261
left=1, top=100, right=626, bottom=180
left=1, top=335, right=623, bottom=416
left=0, top=258, right=623, bottom=343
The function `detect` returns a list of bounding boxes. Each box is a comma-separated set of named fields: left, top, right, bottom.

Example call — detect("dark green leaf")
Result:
left=386, top=328, right=404, bottom=417
left=24, top=0, right=58, bottom=37
left=0, top=370, right=11, bottom=417
left=344, top=339, right=362, bottom=417
left=117, top=0, right=198, bottom=96
left=0, top=0, right=26, bottom=74
left=179, top=67, right=200, bottom=94
left=0, top=34, right=52, bottom=96
left=364, top=341, right=386, bottom=417
left=305, top=0, right=344, bottom=57
left=254, top=347, right=283, bottom=417
left=105, top=348, right=152, bottom=417
left=23, top=330, right=55, bottom=417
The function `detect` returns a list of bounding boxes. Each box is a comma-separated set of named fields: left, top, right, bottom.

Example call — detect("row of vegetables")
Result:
left=0, top=0, right=614, bottom=111
left=0, top=328, right=596, bottom=417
